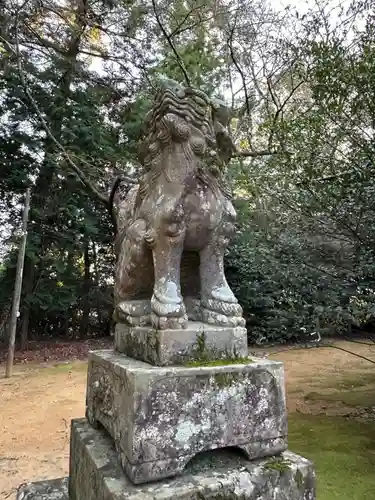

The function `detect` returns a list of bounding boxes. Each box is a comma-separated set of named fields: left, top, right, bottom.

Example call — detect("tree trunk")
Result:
left=80, top=243, right=90, bottom=338
left=20, top=307, right=30, bottom=350
left=92, top=241, right=103, bottom=332
left=19, top=255, right=35, bottom=349
left=6, top=188, right=31, bottom=378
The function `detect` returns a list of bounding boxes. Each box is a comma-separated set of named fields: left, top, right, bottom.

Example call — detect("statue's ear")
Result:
left=210, top=98, right=231, bottom=128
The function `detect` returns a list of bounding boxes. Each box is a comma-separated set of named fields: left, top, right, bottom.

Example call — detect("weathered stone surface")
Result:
left=16, top=478, right=68, bottom=500
left=68, top=418, right=314, bottom=500
left=86, top=350, right=287, bottom=484
left=114, top=321, right=248, bottom=365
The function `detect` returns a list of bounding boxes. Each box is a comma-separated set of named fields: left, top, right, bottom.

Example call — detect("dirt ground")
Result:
left=1, top=340, right=375, bottom=499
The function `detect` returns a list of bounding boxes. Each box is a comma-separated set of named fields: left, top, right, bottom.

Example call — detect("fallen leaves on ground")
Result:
left=0, top=337, right=113, bottom=364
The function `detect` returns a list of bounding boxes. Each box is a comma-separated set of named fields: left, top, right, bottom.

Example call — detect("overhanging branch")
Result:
left=227, top=15, right=251, bottom=117
left=234, top=149, right=280, bottom=158
left=152, top=0, right=191, bottom=86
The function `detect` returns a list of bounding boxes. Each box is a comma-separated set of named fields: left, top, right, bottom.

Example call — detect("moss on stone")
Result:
left=264, top=457, right=292, bottom=473
left=124, top=333, right=140, bottom=357
left=185, top=357, right=252, bottom=368
left=196, top=331, right=207, bottom=357
left=214, top=372, right=236, bottom=388
left=186, top=329, right=252, bottom=368
left=152, top=331, right=160, bottom=354
left=294, top=469, right=304, bottom=488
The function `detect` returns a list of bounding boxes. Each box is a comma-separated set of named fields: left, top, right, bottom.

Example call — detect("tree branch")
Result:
left=151, top=0, right=191, bottom=86
left=267, top=78, right=304, bottom=150
left=227, top=15, right=251, bottom=116
left=0, top=28, right=110, bottom=207
left=233, top=149, right=280, bottom=158
left=169, top=5, right=205, bottom=38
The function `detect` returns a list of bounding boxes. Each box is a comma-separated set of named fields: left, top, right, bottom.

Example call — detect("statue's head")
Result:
left=139, top=79, right=235, bottom=174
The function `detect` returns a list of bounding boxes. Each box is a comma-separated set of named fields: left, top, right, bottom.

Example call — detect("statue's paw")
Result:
left=122, top=314, right=151, bottom=327
left=151, top=293, right=188, bottom=329
left=201, top=297, right=243, bottom=317
left=151, top=312, right=188, bottom=330
left=201, top=308, right=246, bottom=328
left=115, top=300, right=151, bottom=326
left=210, top=285, right=238, bottom=304
left=151, top=293, right=186, bottom=318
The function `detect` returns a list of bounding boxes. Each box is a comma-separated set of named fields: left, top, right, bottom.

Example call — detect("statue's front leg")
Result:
left=151, top=219, right=188, bottom=330
left=200, top=203, right=245, bottom=328
left=114, top=219, right=153, bottom=326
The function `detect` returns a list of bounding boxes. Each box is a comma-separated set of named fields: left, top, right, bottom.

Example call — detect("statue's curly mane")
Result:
left=137, top=80, right=232, bottom=200
left=140, top=83, right=214, bottom=166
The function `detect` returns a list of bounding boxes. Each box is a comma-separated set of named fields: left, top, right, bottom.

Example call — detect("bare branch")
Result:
left=267, top=78, right=304, bottom=149
left=169, top=4, right=205, bottom=38
left=234, top=149, right=280, bottom=158
left=151, top=0, right=191, bottom=86
left=227, top=14, right=251, bottom=116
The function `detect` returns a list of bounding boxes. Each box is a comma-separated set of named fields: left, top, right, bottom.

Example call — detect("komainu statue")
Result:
left=113, top=79, right=245, bottom=330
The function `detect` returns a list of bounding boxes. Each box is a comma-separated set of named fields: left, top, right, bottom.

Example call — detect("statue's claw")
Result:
left=201, top=308, right=246, bottom=328
left=114, top=300, right=151, bottom=327
left=150, top=293, right=188, bottom=329
left=200, top=296, right=245, bottom=327
left=151, top=312, right=188, bottom=330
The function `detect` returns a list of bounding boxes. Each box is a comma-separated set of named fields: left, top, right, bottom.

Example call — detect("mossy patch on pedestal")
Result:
left=264, top=457, right=292, bottom=473
left=185, top=357, right=252, bottom=368
left=186, top=330, right=253, bottom=369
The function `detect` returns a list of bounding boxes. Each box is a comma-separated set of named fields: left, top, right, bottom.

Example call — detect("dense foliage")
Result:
left=1, top=0, right=374, bottom=345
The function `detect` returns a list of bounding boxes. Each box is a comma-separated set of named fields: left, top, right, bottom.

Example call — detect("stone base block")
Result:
left=114, top=321, right=248, bottom=365
left=16, top=478, right=68, bottom=499
left=16, top=418, right=313, bottom=500
left=86, top=350, right=288, bottom=484
left=17, top=421, right=315, bottom=500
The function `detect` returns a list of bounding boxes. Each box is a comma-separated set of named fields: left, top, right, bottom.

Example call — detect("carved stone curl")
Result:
left=114, top=79, right=245, bottom=330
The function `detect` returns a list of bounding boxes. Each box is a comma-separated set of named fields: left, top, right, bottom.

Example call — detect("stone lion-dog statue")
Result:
left=113, top=79, right=245, bottom=330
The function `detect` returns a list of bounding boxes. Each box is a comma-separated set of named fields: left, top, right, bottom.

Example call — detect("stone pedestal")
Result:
left=86, top=350, right=287, bottom=484
left=115, top=322, right=248, bottom=366
left=17, top=324, right=316, bottom=500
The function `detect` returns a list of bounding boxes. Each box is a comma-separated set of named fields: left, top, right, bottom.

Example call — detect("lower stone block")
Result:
left=67, top=417, right=312, bottom=499
left=16, top=478, right=68, bottom=499
left=115, top=321, right=248, bottom=366
left=17, top=421, right=315, bottom=500
left=86, top=350, right=288, bottom=484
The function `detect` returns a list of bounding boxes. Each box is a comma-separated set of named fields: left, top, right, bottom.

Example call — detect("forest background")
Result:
left=1, top=0, right=374, bottom=348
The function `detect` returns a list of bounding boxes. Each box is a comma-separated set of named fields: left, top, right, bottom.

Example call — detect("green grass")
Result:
left=305, top=389, right=375, bottom=407
left=317, top=371, right=375, bottom=391
left=289, top=413, right=375, bottom=500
